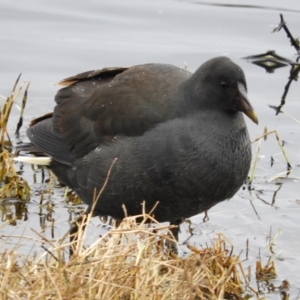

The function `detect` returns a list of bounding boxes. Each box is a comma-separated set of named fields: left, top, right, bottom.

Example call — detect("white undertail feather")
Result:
left=13, top=156, right=51, bottom=166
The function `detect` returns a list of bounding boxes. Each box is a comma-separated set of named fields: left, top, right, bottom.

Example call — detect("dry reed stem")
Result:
left=0, top=75, right=30, bottom=201
left=249, top=129, right=292, bottom=184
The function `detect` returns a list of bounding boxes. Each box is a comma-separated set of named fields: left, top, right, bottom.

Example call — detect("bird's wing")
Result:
left=28, top=64, right=191, bottom=164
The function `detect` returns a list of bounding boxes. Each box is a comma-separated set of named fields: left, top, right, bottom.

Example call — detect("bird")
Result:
left=16, top=56, right=258, bottom=243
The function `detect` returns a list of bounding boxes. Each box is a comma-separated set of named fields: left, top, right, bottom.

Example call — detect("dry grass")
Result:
left=0, top=214, right=253, bottom=300
left=0, top=75, right=30, bottom=201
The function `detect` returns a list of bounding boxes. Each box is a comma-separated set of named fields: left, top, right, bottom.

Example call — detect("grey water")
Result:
left=1, top=0, right=300, bottom=298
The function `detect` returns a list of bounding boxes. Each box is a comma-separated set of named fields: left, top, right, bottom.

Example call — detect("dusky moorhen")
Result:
left=17, top=56, right=258, bottom=239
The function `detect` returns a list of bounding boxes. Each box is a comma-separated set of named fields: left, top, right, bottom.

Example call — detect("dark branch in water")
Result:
left=246, top=14, right=299, bottom=113
left=269, top=63, right=300, bottom=114
left=273, top=13, right=300, bottom=55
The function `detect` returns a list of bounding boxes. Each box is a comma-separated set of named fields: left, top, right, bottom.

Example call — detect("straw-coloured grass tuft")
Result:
left=0, top=214, right=249, bottom=300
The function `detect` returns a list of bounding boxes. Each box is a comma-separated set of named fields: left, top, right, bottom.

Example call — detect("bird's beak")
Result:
left=237, top=83, right=258, bottom=125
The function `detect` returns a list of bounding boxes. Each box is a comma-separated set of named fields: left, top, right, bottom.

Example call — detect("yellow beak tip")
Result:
left=246, top=110, right=258, bottom=125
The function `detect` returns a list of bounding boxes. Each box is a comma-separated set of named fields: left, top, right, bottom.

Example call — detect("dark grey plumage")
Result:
left=26, top=56, right=257, bottom=228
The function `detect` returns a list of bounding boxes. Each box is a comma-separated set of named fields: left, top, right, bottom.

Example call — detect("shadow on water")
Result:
left=183, top=0, right=300, bottom=14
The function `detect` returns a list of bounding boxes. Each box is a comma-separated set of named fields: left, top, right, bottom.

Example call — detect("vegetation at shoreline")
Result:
left=0, top=75, right=30, bottom=201
left=0, top=214, right=285, bottom=300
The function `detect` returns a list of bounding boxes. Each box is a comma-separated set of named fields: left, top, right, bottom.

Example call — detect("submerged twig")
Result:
left=273, top=13, right=300, bottom=55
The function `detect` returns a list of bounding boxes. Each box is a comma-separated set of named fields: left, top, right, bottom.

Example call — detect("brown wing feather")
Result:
left=52, top=64, right=191, bottom=160
left=56, top=67, right=128, bottom=87
left=29, top=112, right=53, bottom=126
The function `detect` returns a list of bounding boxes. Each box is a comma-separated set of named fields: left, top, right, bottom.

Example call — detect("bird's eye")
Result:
left=221, top=81, right=229, bottom=88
